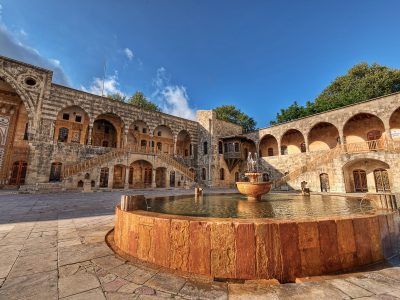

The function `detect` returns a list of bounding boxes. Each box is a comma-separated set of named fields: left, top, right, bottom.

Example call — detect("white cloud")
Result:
left=152, top=67, right=196, bottom=120
left=124, top=47, right=134, bottom=61
left=0, top=21, right=70, bottom=85
left=81, top=71, right=124, bottom=97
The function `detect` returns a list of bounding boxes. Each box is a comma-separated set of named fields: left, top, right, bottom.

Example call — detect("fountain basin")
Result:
left=236, top=181, right=272, bottom=201
left=113, top=194, right=400, bottom=283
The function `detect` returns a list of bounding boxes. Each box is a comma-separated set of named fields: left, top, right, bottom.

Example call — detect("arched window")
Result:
left=268, top=147, right=274, bottom=156
left=218, top=141, right=223, bottom=154
left=58, top=127, right=69, bottom=142
left=157, top=142, right=162, bottom=152
left=219, top=168, right=225, bottom=180
left=23, top=123, right=29, bottom=140
left=49, top=162, right=62, bottom=182
left=77, top=180, right=84, bottom=188
left=201, top=168, right=207, bottom=180
left=203, top=141, right=208, bottom=155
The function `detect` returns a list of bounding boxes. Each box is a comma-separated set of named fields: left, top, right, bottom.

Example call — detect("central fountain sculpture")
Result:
left=236, top=152, right=272, bottom=201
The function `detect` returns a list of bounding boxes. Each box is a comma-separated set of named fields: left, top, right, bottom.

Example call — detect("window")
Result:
left=268, top=147, right=274, bottom=156
left=157, top=131, right=162, bottom=137
left=134, top=126, right=139, bottom=131
left=141, top=140, right=147, bottom=148
left=219, top=168, right=225, bottom=180
left=75, top=115, right=82, bottom=123
left=224, top=143, right=228, bottom=153
left=58, top=127, right=69, bottom=142
left=203, top=141, right=208, bottom=155
left=189, top=144, right=192, bottom=156
left=201, top=168, right=207, bottom=180
left=23, top=123, right=28, bottom=140
left=49, top=162, right=62, bottom=182
left=62, top=113, right=70, bottom=120
left=99, top=167, right=109, bottom=187
left=234, top=143, right=240, bottom=152
left=281, top=145, right=288, bottom=155
left=218, top=141, right=223, bottom=154
left=157, top=142, right=162, bottom=151
left=142, top=128, right=147, bottom=134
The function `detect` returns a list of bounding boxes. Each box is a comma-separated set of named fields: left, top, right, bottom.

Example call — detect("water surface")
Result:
left=145, top=193, right=374, bottom=219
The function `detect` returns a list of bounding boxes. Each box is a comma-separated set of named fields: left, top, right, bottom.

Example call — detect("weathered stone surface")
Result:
left=353, top=217, right=373, bottom=266
left=378, top=214, right=392, bottom=258
left=255, top=222, right=282, bottom=280
left=297, top=221, right=322, bottom=276
left=328, top=278, right=373, bottom=298
left=151, top=218, right=170, bottom=268
left=58, top=272, right=101, bottom=298
left=63, top=288, right=105, bottom=300
left=145, top=272, right=186, bottom=294
left=235, top=223, right=256, bottom=279
left=318, top=220, right=341, bottom=273
left=179, top=280, right=228, bottom=300
left=336, top=218, right=357, bottom=270
left=169, top=219, right=190, bottom=272
left=210, top=222, right=236, bottom=279
left=188, top=221, right=211, bottom=275
left=279, top=222, right=301, bottom=282
left=137, top=216, right=155, bottom=262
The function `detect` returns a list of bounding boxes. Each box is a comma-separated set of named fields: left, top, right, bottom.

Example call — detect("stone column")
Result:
left=304, top=134, right=309, bottom=153
left=166, top=169, right=171, bottom=188
left=123, top=128, right=129, bottom=148
left=151, top=168, right=156, bottom=188
left=173, top=135, right=177, bottom=156
left=124, top=166, right=130, bottom=189
left=277, top=138, right=282, bottom=157
left=87, top=125, right=93, bottom=145
left=108, top=166, right=114, bottom=189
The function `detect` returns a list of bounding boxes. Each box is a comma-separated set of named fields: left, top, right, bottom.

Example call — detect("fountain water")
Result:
left=236, top=152, right=272, bottom=201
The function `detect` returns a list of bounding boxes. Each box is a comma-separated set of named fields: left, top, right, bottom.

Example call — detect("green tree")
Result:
left=214, top=105, right=256, bottom=133
left=127, top=91, right=160, bottom=111
left=270, top=63, right=400, bottom=125
left=107, top=93, right=127, bottom=102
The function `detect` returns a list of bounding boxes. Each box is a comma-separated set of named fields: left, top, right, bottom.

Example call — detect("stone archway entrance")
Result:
left=113, top=165, right=126, bottom=188
left=129, top=160, right=152, bottom=188
left=319, top=173, right=330, bottom=192
left=343, top=158, right=391, bottom=193
left=155, top=167, right=167, bottom=188
left=9, top=160, right=27, bottom=185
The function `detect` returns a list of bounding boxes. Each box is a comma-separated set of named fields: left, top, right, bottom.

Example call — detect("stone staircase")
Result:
left=272, top=138, right=398, bottom=188
left=62, top=145, right=195, bottom=182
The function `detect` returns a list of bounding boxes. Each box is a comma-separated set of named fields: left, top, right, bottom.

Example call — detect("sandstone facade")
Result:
left=1, top=55, right=400, bottom=194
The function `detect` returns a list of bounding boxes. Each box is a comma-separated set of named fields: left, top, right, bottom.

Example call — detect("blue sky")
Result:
left=1, top=1, right=400, bottom=126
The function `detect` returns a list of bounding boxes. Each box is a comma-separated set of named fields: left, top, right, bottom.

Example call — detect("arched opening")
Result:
left=49, top=162, right=62, bottom=182
left=129, top=160, right=152, bottom=188
left=389, top=107, right=400, bottom=140
left=259, top=134, right=278, bottom=157
left=128, top=120, right=150, bottom=150
left=203, top=141, right=208, bottom=155
left=343, top=113, right=385, bottom=144
left=219, top=168, right=225, bottom=180
left=201, top=168, right=207, bottom=180
left=99, top=167, right=109, bottom=188
left=169, top=171, right=175, bottom=187
left=342, top=158, right=390, bottom=193
left=113, top=164, right=126, bottom=188
left=77, top=180, right=84, bottom=188
left=92, top=113, right=124, bottom=148
left=176, top=130, right=191, bottom=157
left=9, top=160, right=27, bottom=185
left=0, top=78, right=30, bottom=185
left=155, top=167, right=167, bottom=187
left=308, top=122, right=339, bottom=152
left=54, top=106, right=89, bottom=144
left=153, top=125, right=173, bottom=154
left=319, top=173, right=330, bottom=192
left=281, top=129, right=306, bottom=155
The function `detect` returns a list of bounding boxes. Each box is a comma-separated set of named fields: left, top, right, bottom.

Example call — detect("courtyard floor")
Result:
left=0, top=189, right=399, bottom=300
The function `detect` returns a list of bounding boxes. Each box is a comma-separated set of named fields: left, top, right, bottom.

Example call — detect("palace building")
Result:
left=1, top=55, right=400, bottom=194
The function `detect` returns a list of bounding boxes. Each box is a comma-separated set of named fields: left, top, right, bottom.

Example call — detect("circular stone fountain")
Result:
left=236, top=153, right=272, bottom=201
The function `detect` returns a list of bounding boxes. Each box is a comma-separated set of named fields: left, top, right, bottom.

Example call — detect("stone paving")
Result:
left=0, top=189, right=398, bottom=299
